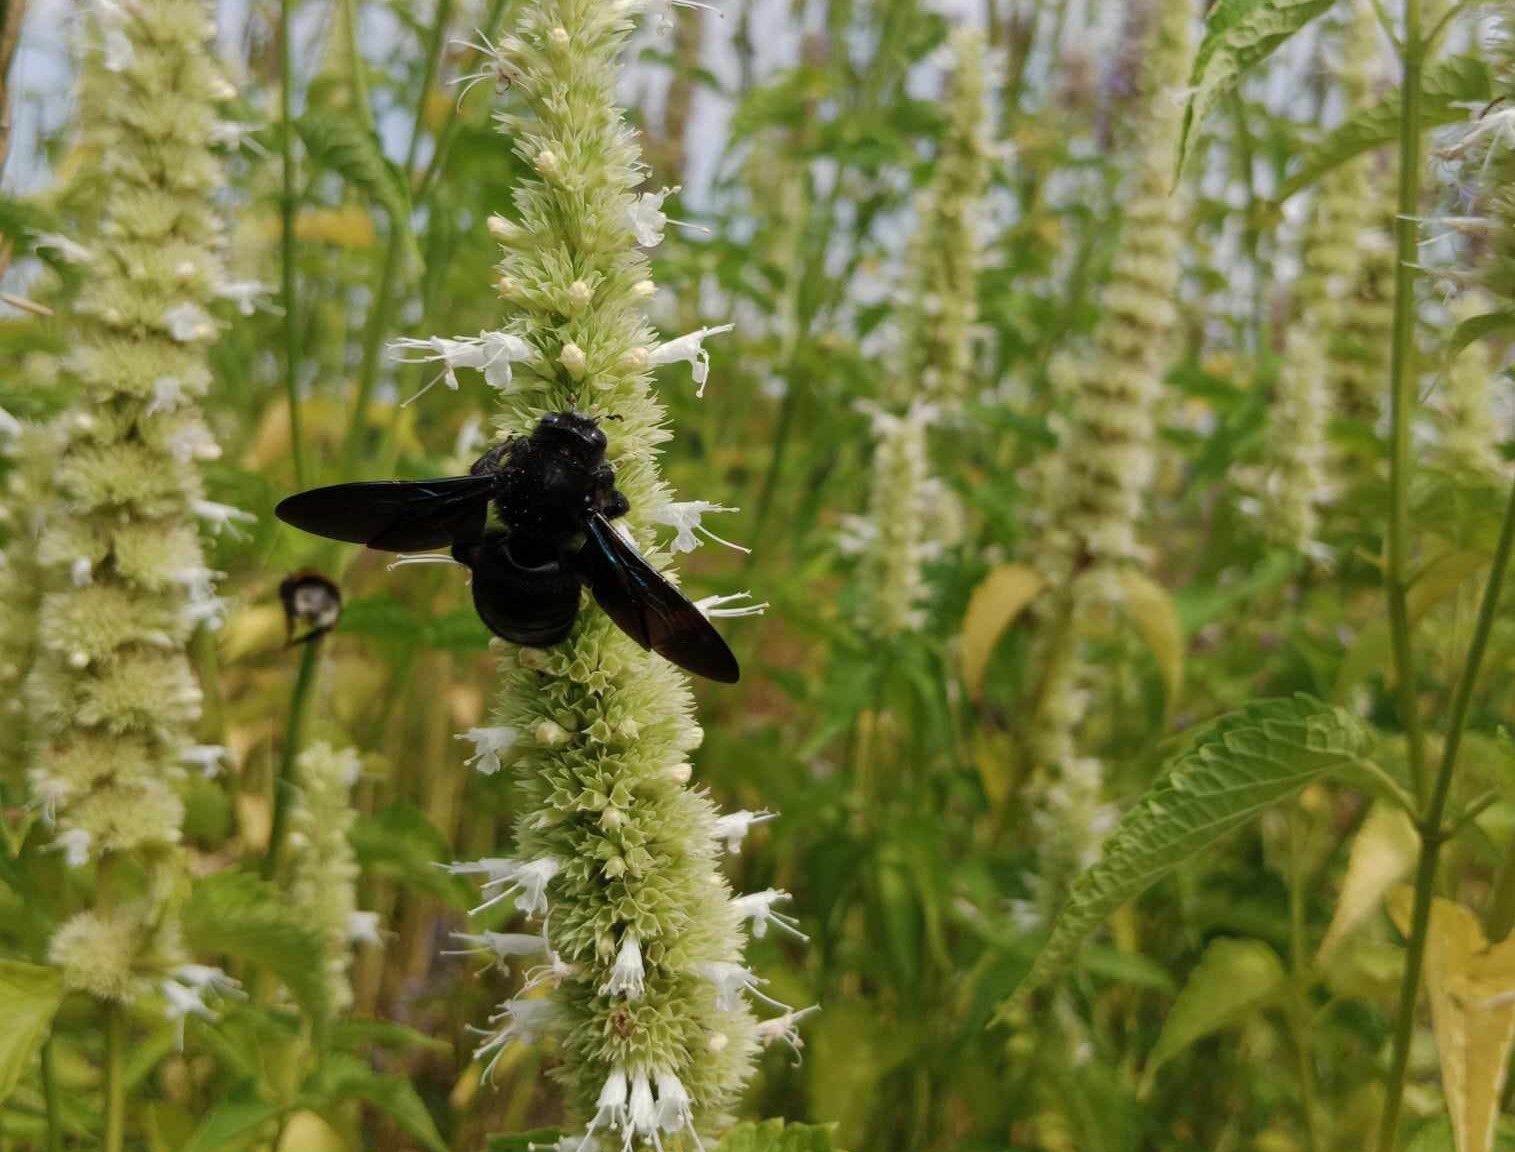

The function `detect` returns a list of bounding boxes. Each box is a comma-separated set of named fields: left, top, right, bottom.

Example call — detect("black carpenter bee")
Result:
left=274, top=411, right=740, bottom=683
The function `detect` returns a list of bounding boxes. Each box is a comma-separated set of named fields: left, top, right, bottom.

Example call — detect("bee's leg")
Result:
left=469, top=439, right=515, bottom=476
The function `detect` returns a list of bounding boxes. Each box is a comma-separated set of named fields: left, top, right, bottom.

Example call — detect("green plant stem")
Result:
left=279, top=0, right=306, bottom=489
left=1287, top=812, right=1323, bottom=1152
left=1376, top=453, right=1515, bottom=1152
left=42, top=1036, right=61, bottom=1152
left=1384, top=0, right=1427, bottom=810
left=103, top=1002, right=125, bottom=1152
left=262, top=638, right=322, bottom=880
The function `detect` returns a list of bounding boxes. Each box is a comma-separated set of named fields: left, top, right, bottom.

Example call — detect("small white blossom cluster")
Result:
left=896, top=27, right=991, bottom=411
left=841, top=403, right=955, bottom=638
left=287, top=743, right=374, bottom=1013
left=434, top=3, right=800, bottom=1146
left=27, top=0, right=235, bottom=1005
left=1033, top=0, right=1190, bottom=603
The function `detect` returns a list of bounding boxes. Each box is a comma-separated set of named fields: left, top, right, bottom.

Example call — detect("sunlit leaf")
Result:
left=1317, top=805, right=1418, bottom=964
left=1177, top=0, right=1335, bottom=173
left=315, top=1056, right=448, bottom=1152
left=959, top=563, right=1045, bottom=699
left=1118, top=570, right=1184, bottom=713
left=0, top=960, right=64, bottom=1107
left=1389, top=891, right=1515, bottom=1152
left=1003, top=696, right=1370, bottom=1008
left=1143, top=937, right=1285, bottom=1086
left=180, top=1088, right=282, bottom=1152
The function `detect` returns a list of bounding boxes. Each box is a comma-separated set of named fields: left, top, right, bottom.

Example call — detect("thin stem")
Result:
left=42, top=1036, right=61, bottom=1152
left=279, top=0, right=306, bottom=489
left=1287, top=812, right=1323, bottom=1152
left=1375, top=432, right=1515, bottom=1152
left=103, top=1002, right=126, bottom=1152
left=1383, top=0, right=1428, bottom=809
left=262, top=638, right=322, bottom=881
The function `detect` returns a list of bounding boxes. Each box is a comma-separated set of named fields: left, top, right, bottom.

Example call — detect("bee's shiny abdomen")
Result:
left=467, top=534, right=581, bottom=646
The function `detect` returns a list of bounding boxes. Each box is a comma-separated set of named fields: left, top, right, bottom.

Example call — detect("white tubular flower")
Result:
left=710, top=809, right=776, bottom=854
left=474, top=996, right=559, bottom=1081
left=445, top=930, right=546, bottom=973
left=161, top=965, right=241, bottom=1048
left=696, top=960, right=789, bottom=1013
left=648, top=324, right=735, bottom=398
left=454, top=855, right=561, bottom=917
left=694, top=591, right=769, bottom=620
left=600, top=934, right=645, bottom=999
left=213, top=279, right=272, bottom=316
left=628, top=186, right=678, bottom=247
left=180, top=744, right=227, bottom=777
left=628, top=1070, right=657, bottom=1140
left=348, top=910, right=383, bottom=945
left=585, top=1068, right=629, bottom=1139
left=55, top=828, right=92, bottom=868
left=731, top=889, right=808, bottom=941
left=456, top=725, right=521, bottom=775
left=389, top=330, right=537, bottom=399
left=162, top=302, right=217, bottom=343
left=754, top=1005, right=819, bottom=1059
left=191, top=499, right=255, bottom=534
left=652, top=500, right=749, bottom=554
left=34, top=233, right=94, bottom=264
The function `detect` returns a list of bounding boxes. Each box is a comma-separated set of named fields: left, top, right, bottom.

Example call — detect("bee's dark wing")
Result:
left=575, top=512, right=740, bottom=684
left=275, top=474, right=495, bottom=552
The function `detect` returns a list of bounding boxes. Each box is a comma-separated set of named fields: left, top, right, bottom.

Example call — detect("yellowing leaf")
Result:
left=1118, top=570, right=1184, bottom=713
left=1388, top=891, right=1515, bottom=1152
left=1143, top=937, right=1285, bottom=1090
left=1317, top=805, right=1418, bottom=964
left=0, top=960, right=65, bottom=1106
left=959, top=564, right=1044, bottom=700
left=294, top=206, right=377, bottom=248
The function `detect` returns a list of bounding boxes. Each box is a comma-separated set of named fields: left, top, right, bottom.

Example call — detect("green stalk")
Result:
left=279, top=0, right=306, bottom=489
left=262, top=639, right=322, bottom=880
left=42, top=1036, right=60, bottom=1152
left=1287, top=813, right=1322, bottom=1152
left=1376, top=450, right=1515, bottom=1152
left=1383, top=0, right=1427, bottom=808
left=103, top=1003, right=125, bottom=1152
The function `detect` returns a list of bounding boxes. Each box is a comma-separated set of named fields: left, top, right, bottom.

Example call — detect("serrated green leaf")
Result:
left=182, top=871, right=330, bottom=1022
left=1277, top=55, right=1490, bottom=202
left=295, top=112, right=415, bottom=249
left=1178, top=0, right=1335, bottom=173
left=0, top=960, right=64, bottom=1107
left=1143, top=938, right=1285, bottom=1086
left=316, top=1057, right=447, bottom=1152
left=1448, top=308, right=1515, bottom=357
left=716, top=1119, right=845, bottom=1152
left=1003, top=696, right=1370, bottom=1008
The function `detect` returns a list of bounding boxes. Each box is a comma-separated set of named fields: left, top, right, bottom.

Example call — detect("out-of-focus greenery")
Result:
left=0, top=0, right=1513, bottom=1149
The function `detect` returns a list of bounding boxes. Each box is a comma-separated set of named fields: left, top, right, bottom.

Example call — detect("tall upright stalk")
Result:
left=103, top=1002, right=125, bottom=1152
left=280, top=0, right=307, bottom=488
left=263, top=638, right=322, bottom=880
left=1384, top=0, right=1427, bottom=807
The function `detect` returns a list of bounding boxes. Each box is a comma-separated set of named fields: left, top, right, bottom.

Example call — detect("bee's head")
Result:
left=533, top=410, right=608, bottom=459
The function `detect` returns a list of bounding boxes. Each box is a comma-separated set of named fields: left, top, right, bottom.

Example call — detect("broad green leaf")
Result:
left=1143, top=938, right=1285, bottom=1088
left=1277, top=56, right=1491, bottom=202
left=716, top=1119, right=844, bottom=1152
left=959, top=563, right=1045, bottom=699
left=1389, top=892, right=1515, bottom=1152
left=180, top=1091, right=282, bottom=1152
left=1118, top=570, right=1184, bottom=713
left=1317, top=804, right=1418, bottom=963
left=317, top=1059, right=448, bottom=1152
left=1177, top=0, right=1335, bottom=173
left=1003, top=696, right=1370, bottom=1007
left=182, top=871, right=330, bottom=1022
left=0, top=959, right=64, bottom=1106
